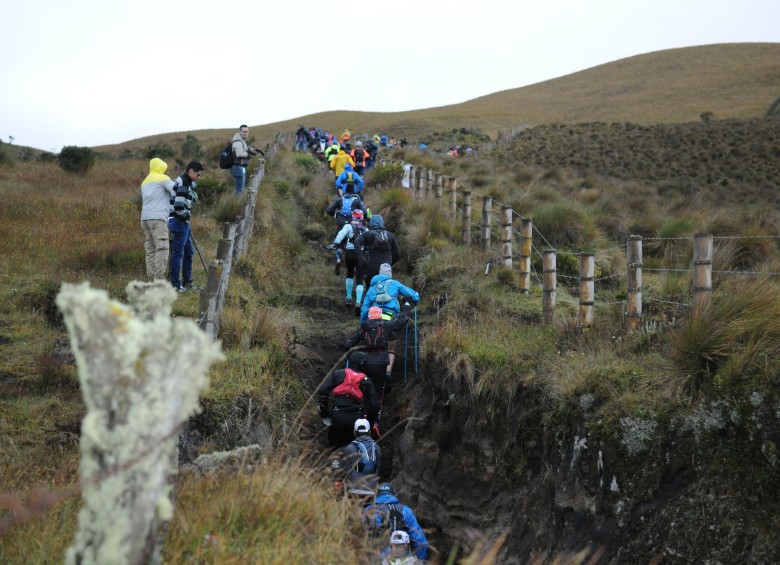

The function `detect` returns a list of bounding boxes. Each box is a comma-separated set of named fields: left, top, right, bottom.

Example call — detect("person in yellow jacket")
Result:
left=140, top=158, right=176, bottom=280
left=330, top=142, right=356, bottom=177
left=325, top=141, right=341, bottom=164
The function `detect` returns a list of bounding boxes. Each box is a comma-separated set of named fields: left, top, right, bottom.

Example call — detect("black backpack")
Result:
left=362, top=321, right=388, bottom=351
left=369, top=229, right=391, bottom=251
left=218, top=141, right=234, bottom=169
left=369, top=503, right=407, bottom=538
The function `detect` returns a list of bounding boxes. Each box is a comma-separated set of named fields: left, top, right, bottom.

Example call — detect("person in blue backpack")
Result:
left=317, top=351, right=380, bottom=447
left=364, top=482, right=429, bottom=561
left=360, top=264, right=419, bottom=380
left=339, top=418, right=382, bottom=496
left=326, top=186, right=368, bottom=274
left=335, top=163, right=365, bottom=196
left=328, top=209, right=368, bottom=306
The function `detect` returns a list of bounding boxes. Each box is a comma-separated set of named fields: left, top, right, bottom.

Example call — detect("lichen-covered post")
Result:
left=501, top=206, right=513, bottom=268
left=408, top=166, right=416, bottom=194
left=434, top=173, right=443, bottom=202
left=692, top=233, right=713, bottom=316
left=461, top=190, right=472, bottom=245
left=415, top=168, right=425, bottom=199
left=58, top=281, right=223, bottom=565
left=519, top=219, right=533, bottom=295
left=578, top=253, right=595, bottom=329
left=543, top=249, right=557, bottom=324
left=447, top=177, right=457, bottom=222
left=626, top=235, right=643, bottom=331
left=480, top=196, right=492, bottom=251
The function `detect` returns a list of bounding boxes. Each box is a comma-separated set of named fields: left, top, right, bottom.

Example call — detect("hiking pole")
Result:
left=404, top=319, right=409, bottom=384
left=414, top=305, right=418, bottom=374
left=190, top=232, right=208, bottom=277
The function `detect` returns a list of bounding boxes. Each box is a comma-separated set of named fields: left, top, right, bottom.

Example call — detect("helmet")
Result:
left=354, top=418, right=370, bottom=433
left=390, top=530, right=410, bottom=545
left=352, top=209, right=364, bottom=221
left=378, top=482, right=394, bottom=495
left=349, top=351, right=369, bottom=368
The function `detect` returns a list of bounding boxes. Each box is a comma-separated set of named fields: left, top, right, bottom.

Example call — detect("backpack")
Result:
left=348, top=224, right=367, bottom=245
left=332, top=368, right=365, bottom=401
left=369, top=504, right=407, bottom=538
left=354, top=148, right=366, bottom=165
left=373, top=279, right=393, bottom=305
left=218, top=141, right=234, bottom=169
left=340, top=194, right=358, bottom=221
left=369, top=229, right=390, bottom=251
left=352, top=438, right=378, bottom=474
left=362, top=321, right=388, bottom=351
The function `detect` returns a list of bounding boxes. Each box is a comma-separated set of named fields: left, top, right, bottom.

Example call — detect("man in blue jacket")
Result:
left=364, top=482, right=428, bottom=561
left=335, top=163, right=365, bottom=196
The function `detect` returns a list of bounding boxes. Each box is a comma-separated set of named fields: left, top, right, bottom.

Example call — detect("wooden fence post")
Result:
left=519, top=219, right=533, bottom=295
left=578, top=253, right=594, bottom=329
left=416, top=168, right=425, bottom=199
left=427, top=169, right=434, bottom=196
left=501, top=206, right=513, bottom=268
left=462, top=190, right=472, bottom=245
left=692, top=233, right=713, bottom=316
left=480, top=196, right=492, bottom=251
left=543, top=249, right=556, bottom=324
left=447, top=177, right=457, bottom=221
left=626, top=235, right=643, bottom=331
left=434, top=173, right=443, bottom=202
left=407, top=165, right=416, bottom=193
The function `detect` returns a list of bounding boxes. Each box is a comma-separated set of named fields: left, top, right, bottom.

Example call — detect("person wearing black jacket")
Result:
left=168, top=161, right=203, bottom=292
left=317, top=351, right=380, bottom=447
left=354, top=214, right=401, bottom=315
left=344, top=305, right=409, bottom=394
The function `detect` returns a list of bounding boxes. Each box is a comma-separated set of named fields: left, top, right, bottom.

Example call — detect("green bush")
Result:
left=368, top=163, right=404, bottom=188
left=144, top=143, right=175, bottom=159
left=531, top=201, right=600, bottom=249
left=180, top=135, right=202, bottom=159
left=213, top=194, right=245, bottom=224
left=37, top=152, right=57, bottom=163
left=293, top=153, right=319, bottom=173
left=195, top=174, right=231, bottom=208
left=57, top=146, right=96, bottom=174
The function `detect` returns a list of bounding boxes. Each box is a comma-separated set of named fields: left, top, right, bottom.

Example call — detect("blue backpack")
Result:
left=340, top=195, right=359, bottom=222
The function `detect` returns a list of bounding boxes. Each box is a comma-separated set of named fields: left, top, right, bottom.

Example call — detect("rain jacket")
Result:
left=364, top=494, right=428, bottom=560
left=355, top=215, right=401, bottom=272
left=140, top=158, right=176, bottom=221
left=336, top=165, right=365, bottom=194
left=231, top=132, right=251, bottom=167
left=360, top=274, right=419, bottom=323
left=330, top=149, right=355, bottom=176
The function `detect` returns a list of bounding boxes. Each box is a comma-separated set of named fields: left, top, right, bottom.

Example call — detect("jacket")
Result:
left=169, top=172, right=197, bottom=223
left=355, top=223, right=401, bottom=270
left=326, top=194, right=368, bottom=226
left=330, top=150, right=355, bottom=176
left=336, top=166, right=364, bottom=194
left=351, top=147, right=369, bottom=167
left=316, top=368, right=379, bottom=422
left=334, top=220, right=367, bottom=251
left=231, top=133, right=250, bottom=167
left=364, top=494, right=429, bottom=560
left=360, top=275, right=419, bottom=323
left=140, top=158, right=176, bottom=221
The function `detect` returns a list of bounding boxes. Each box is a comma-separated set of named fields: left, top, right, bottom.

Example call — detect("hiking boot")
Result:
left=345, top=297, right=353, bottom=306
left=354, top=304, right=361, bottom=317
left=176, top=285, right=187, bottom=293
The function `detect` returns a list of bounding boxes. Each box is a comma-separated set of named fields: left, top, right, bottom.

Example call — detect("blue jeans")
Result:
left=231, top=164, right=246, bottom=195
left=295, top=140, right=306, bottom=151
left=168, top=218, right=193, bottom=287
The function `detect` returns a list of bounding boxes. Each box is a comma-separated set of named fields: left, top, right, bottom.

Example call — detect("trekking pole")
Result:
left=414, top=305, right=418, bottom=374
left=189, top=232, right=208, bottom=277
left=404, top=320, right=409, bottom=384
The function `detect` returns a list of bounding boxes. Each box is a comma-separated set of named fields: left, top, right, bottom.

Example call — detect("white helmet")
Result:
left=354, top=418, right=370, bottom=433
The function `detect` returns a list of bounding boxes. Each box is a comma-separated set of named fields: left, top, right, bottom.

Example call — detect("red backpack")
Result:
left=332, top=368, right=365, bottom=401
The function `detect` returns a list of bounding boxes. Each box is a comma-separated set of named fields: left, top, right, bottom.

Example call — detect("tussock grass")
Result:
left=531, top=202, right=601, bottom=250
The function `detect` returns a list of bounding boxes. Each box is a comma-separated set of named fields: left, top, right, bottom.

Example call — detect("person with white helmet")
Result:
left=383, top=530, right=419, bottom=564
left=339, top=418, right=382, bottom=497
left=364, top=482, right=428, bottom=561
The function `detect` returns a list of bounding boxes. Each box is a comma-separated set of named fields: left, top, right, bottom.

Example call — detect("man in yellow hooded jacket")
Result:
left=140, top=157, right=176, bottom=280
left=330, top=142, right=356, bottom=177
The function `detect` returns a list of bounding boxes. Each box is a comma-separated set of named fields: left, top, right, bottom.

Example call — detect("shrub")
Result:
left=212, top=193, right=245, bottom=224
left=273, top=179, right=291, bottom=196
left=195, top=174, right=231, bottom=208
left=531, top=201, right=600, bottom=249
left=0, top=146, right=13, bottom=167
left=180, top=134, right=202, bottom=159
left=58, top=146, right=96, bottom=174
left=144, top=143, right=175, bottom=159
left=18, top=280, right=64, bottom=328
left=37, top=152, right=57, bottom=163
left=293, top=152, right=319, bottom=173
left=368, top=163, right=403, bottom=188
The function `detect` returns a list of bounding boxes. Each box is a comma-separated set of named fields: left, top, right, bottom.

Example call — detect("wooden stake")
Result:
left=626, top=235, right=643, bottom=331
left=692, top=233, right=713, bottom=316
left=543, top=249, right=556, bottom=324
left=519, top=219, right=533, bottom=295
left=578, top=253, right=594, bottom=329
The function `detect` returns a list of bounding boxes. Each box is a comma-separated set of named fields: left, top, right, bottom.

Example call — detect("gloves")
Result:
left=327, top=243, right=337, bottom=250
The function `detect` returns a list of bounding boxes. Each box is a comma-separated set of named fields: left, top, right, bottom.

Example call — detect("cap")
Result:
left=368, top=306, right=383, bottom=320
left=379, top=263, right=392, bottom=277
left=378, top=482, right=394, bottom=494
left=354, top=418, right=370, bottom=433
left=390, top=530, right=410, bottom=545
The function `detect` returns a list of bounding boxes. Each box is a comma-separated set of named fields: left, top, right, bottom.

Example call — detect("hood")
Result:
left=369, top=273, right=391, bottom=287
left=142, top=158, right=170, bottom=185
left=344, top=163, right=353, bottom=171
left=370, top=215, right=384, bottom=228
left=232, top=132, right=244, bottom=142
left=375, top=493, right=400, bottom=505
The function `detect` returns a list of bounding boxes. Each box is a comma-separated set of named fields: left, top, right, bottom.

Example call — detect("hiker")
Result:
left=231, top=125, right=264, bottom=196
left=317, top=351, right=380, bottom=447
left=168, top=161, right=203, bottom=292
left=340, top=129, right=352, bottom=145
left=366, top=136, right=380, bottom=170
left=335, top=163, right=364, bottom=196
left=339, top=418, right=382, bottom=496
left=330, top=142, right=356, bottom=177
left=360, top=264, right=419, bottom=378
left=351, top=140, right=370, bottom=177
left=354, top=214, right=401, bottom=313
left=324, top=141, right=341, bottom=165
left=140, top=157, right=176, bottom=281
left=383, top=531, right=419, bottom=565
left=328, top=209, right=368, bottom=305
left=326, top=185, right=368, bottom=232
left=345, top=305, right=409, bottom=394
left=364, top=482, right=428, bottom=561
left=294, top=124, right=309, bottom=152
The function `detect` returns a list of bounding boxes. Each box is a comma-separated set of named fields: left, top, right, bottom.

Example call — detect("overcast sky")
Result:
left=2, top=0, right=778, bottom=151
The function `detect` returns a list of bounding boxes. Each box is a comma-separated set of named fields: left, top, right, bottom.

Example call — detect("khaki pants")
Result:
left=142, top=219, right=170, bottom=280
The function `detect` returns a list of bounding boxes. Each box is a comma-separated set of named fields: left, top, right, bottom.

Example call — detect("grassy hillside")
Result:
left=91, top=43, right=780, bottom=158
